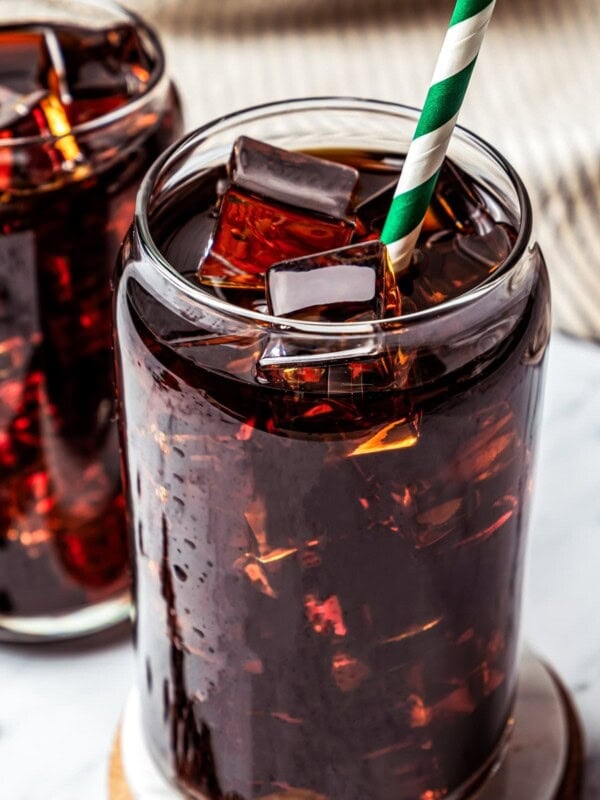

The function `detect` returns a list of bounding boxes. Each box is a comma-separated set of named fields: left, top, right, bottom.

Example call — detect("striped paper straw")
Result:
left=381, top=0, right=497, bottom=270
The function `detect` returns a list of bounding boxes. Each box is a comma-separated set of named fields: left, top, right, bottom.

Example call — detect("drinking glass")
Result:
left=0, top=0, right=183, bottom=640
left=114, top=98, right=550, bottom=799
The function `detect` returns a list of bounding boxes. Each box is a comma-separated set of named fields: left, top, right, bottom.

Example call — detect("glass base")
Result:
left=109, top=651, right=583, bottom=800
left=0, top=591, right=131, bottom=642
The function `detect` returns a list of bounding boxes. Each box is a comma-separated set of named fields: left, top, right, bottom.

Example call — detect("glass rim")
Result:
left=0, top=0, right=166, bottom=147
left=134, top=96, right=534, bottom=336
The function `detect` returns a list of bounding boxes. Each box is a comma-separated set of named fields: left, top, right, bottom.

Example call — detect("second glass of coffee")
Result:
left=0, top=0, right=183, bottom=640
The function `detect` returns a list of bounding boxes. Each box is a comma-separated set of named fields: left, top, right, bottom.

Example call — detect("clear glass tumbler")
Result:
left=114, top=99, right=551, bottom=799
left=0, top=0, right=183, bottom=640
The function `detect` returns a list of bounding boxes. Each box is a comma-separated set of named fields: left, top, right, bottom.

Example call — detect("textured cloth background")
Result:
left=127, top=0, right=599, bottom=340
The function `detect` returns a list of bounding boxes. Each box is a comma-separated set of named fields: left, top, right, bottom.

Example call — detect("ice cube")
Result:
left=396, top=218, right=515, bottom=314
left=0, top=23, right=155, bottom=135
left=256, top=242, right=403, bottom=390
left=56, top=23, right=155, bottom=124
left=427, top=159, right=493, bottom=236
left=353, top=159, right=492, bottom=246
left=257, top=327, right=401, bottom=392
left=265, top=241, right=399, bottom=323
left=454, top=223, right=514, bottom=272
left=353, top=174, right=399, bottom=240
left=0, top=88, right=87, bottom=187
left=452, top=405, right=518, bottom=484
left=231, top=136, right=358, bottom=218
left=0, top=88, right=49, bottom=136
left=331, top=651, right=370, bottom=692
left=0, top=27, right=71, bottom=101
left=198, top=137, right=359, bottom=290
left=0, top=26, right=69, bottom=140
left=0, top=30, right=56, bottom=96
left=0, top=28, right=89, bottom=181
left=347, top=413, right=421, bottom=457
left=304, top=594, right=347, bottom=636
left=256, top=332, right=407, bottom=394
left=0, top=88, right=81, bottom=152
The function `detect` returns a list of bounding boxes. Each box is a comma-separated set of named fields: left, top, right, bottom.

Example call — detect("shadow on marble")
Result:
left=1, top=619, right=132, bottom=659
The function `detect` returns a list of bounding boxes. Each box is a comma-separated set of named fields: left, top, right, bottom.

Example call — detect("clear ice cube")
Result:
left=454, top=224, right=513, bottom=271
left=231, top=136, right=358, bottom=217
left=353, top=174, right=399, bottom=241
left=265, top=241, right=399, bottom=323
left=0, top=26, right=132, bottom=183
left=0, top=26, right=68, bottom=140
left=197, top=137, right=359, bottom=290
left=427, top=159, right=492, bottom=236
left=256, top=330, right=396, bottom=393
left=0, top=87, right=50, bottom=136
left=0, top=23, right=154, bottom=137
left=0, top=30, right=60, bottom=97
left=57, top=23, right=154, bottom=123
left=256, top=242, right=403, bottom=390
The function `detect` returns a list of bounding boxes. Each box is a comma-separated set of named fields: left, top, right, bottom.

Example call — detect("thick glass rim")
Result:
left=134, top=97, right=534, bottom=335
left=0, top=0, right=166, bottom=147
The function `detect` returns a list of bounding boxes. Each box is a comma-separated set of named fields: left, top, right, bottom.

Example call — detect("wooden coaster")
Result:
left=109, top=728, right=134, bottom=800
left=109, top=653, right=583, bottom=800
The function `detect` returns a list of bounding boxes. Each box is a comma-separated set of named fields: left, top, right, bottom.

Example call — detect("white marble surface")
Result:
left=1, top=332, right=599, bottom=800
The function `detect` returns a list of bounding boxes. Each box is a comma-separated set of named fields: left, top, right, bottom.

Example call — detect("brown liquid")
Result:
left=115, top=149, right=550, bottom=798
left=0, top=19, right=182, bottom=625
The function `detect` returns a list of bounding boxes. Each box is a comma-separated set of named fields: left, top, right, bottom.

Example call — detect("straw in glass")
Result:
left=381, top=0, right=497, bottom=271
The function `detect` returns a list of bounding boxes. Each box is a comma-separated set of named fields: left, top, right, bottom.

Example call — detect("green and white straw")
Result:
left=381, top=0, right=497, bottom=270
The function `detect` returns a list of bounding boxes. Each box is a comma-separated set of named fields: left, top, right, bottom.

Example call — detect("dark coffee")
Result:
left=0, top=14, right=182, bottom=631
left=116, top=143, right=549, bottom=799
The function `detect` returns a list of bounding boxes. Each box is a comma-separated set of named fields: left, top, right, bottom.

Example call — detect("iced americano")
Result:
left=0, top=1, right=181, bottom=636
left=115, top=103, right=550, bottom=800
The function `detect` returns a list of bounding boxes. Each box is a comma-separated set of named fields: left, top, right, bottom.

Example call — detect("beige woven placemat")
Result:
left=126, top=0, right=600, bottom=341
